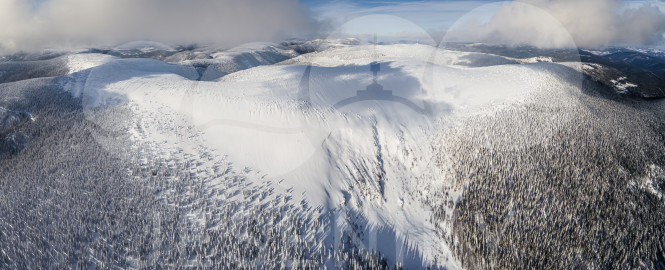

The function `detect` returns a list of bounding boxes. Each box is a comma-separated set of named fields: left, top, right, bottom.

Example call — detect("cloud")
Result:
left=444, top=0, right=665, bottom=48
left=0, top=0, right=319, bottom=53
left=313, top=0, right=665, bottom=48
left=2, top=0, right=663, bottom=52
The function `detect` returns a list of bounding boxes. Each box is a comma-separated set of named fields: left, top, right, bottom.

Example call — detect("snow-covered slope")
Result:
left=166, top=42, right=299, bottom=81
left=53, top=42, right=595, bottom=268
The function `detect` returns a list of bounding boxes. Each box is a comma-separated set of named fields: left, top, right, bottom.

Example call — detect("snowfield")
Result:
left=55, top=42, right=589, bottom=268
left=2, top=41, right=664, bottom=269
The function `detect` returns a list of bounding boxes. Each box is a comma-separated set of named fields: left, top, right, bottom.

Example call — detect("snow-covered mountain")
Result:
left=1, top=41, right=664, bottom=269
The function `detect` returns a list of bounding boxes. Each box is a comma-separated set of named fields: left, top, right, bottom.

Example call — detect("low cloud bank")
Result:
left=2, top=0, right=664, bottom=53
left=0, top=0, right=318, bottom=53
left=445, top=0, right=665, bottom=48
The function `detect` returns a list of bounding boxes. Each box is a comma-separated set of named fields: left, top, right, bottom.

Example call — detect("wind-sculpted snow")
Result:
left=56, top=42, right=579, bottom=268
left=0, top=77, right=396, bottom=269
left=2, top=41, right=665, bottom=269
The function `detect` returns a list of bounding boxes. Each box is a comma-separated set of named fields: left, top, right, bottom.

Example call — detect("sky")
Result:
left=1, top=0, right=665, bottom=53
left=305, top=0, right=665, bottom=48
left=306, top=0, right=489, bottom=29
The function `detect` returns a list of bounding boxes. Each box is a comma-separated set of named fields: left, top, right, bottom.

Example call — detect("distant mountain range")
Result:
left=444, top=43, right=665, bottom=99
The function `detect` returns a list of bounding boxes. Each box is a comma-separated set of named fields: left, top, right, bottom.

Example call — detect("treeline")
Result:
left=431, top=80, right=665, bottom=269
left=0, top=77, right=398, bottom=269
